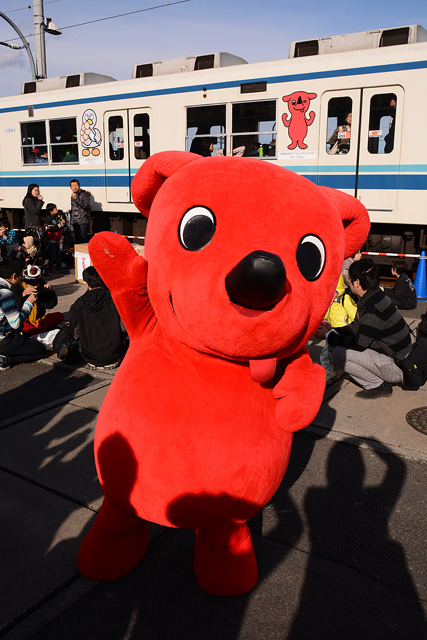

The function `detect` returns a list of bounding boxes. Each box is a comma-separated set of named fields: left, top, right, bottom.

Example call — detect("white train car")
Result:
left=0, top=24, right=426, bottom=256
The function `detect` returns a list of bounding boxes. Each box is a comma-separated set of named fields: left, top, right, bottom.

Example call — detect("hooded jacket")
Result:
left=69, top=287, right=127, bottom=366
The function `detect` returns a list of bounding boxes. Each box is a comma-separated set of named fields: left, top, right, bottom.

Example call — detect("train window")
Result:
left=21, top=121, right=48, bottom=164
left=186, top=105, right=226, bottom=156
left=134, top=113, right=150, bottom=160
left=368, top=94, right=396, bottom=154
left=326, top=97, right=352, bottom=155
left=231, top=100, right=276, bottom=158
left=49, top=118, right=79, bottom=163
left=109, top=116, right=124, bottom=161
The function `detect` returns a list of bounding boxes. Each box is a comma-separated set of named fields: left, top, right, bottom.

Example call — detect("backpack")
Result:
left=52, top=324, right=81, bottom=364
left=395, top=313, right=427, bottom=389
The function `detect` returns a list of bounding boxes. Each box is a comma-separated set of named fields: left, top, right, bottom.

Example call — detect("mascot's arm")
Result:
left=282, top=114, right=291, bottom=127
left=306, top=111, right=315, bottom=126
left=272, top=347, right=326, bottom=433
left=88, top=232, right=156, bottom=338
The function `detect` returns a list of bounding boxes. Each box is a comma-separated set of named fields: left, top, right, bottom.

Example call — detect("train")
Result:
left=0, top=23, right=426, bottom=261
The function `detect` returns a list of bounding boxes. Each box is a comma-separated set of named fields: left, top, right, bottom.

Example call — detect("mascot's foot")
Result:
left=77, top=498, right=150, bottom=581
left=194, top=523, right=258, bottom=596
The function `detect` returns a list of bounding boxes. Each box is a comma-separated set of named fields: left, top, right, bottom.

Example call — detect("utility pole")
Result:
left=32, top=0, right=61, bottom=79
left=33, top=0, right=47, bottom=79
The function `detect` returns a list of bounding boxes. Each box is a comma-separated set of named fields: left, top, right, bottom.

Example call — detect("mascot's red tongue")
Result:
left=249, top=357, right=278, bottom=382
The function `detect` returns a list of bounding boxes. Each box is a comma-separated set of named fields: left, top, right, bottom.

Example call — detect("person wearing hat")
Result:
left=0, top=257, right=46, bottom=370
left=20, top=264, right=64, bottom=335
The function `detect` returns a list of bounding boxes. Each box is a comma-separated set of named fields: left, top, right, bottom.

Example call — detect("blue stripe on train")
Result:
left=0, top=173, right=426, bottom=190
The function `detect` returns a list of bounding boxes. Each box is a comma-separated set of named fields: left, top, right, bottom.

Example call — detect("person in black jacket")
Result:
left=70, top=179, right=91, bottom=244
left=383, top=259, right=417, bottom=310
left=23, top=183, right=44, bottom=229
left=316, top=259, right=411, bottom=399
left=69, top=266, right=127, bottom=369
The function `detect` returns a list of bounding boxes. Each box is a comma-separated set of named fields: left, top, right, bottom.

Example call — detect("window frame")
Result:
left=48, top=116, right=79, bottom=164
left=20, top=119, right=48, bottom=166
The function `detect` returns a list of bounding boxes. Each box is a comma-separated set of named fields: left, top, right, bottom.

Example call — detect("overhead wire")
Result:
left=0, top=0, right=191, bottom=43
left=1, top=1, right=61, bottom=15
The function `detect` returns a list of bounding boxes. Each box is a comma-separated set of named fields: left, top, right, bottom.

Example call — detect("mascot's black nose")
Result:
left=225, top=251, right=286, bottom=310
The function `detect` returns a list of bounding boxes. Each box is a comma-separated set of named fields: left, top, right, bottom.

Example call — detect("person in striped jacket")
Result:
left=0, top=257, right=46, bottom=370
left=319, top=258, right=412, bottom=399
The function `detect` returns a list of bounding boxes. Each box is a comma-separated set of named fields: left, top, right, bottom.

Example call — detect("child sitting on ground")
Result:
left=19, top=264, right=64, bottom=335
left=383, top=259, right=417, bottom=310
left=0, top=218, right=19, bottom=258
left=21, top=235, right=38, bottom=261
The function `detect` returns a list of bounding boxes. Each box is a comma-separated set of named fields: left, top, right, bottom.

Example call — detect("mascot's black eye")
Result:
left=179, top=206, right=216, bottom=251
left=296, top=234, right=326, bottom=281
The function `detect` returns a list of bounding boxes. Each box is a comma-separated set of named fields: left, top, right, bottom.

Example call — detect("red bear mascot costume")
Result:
left=78, top=151, right=370, bottom=596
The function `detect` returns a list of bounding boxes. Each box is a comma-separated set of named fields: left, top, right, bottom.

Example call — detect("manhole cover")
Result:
left=406, top=407, right=427, bottom=435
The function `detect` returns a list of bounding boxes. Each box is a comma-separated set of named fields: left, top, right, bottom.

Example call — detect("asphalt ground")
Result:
left=0, top=360, right=105, bottom=424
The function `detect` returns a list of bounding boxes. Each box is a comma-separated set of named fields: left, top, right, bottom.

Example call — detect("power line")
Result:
left=0, top=0, right=191, bottom=42
left=1, top=1, right=61, bottom=15
left=59, top=1, right=191, bottom=32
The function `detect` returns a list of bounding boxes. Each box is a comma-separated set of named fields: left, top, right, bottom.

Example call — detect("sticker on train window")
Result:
left=369, top=130, right=382, bottom=137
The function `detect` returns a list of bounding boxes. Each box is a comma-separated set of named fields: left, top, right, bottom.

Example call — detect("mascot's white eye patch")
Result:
left=179, top=206, right=216, bottom=251
left=296, top=234, right=326, bottom=281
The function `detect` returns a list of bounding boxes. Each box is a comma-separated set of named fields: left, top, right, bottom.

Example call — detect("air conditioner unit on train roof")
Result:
left=132, top=52, right=248, bottom=79
left=21, top=72, right=116, bottom=95
left=288, top=24, right=427, bottom=58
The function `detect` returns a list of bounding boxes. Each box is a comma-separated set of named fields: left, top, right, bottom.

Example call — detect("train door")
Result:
left=104, top=109, right=151, bottom=204
left=357, top=85, right=404, bottom=211
left=105, top=111, right=131, bottom=203
left=128, top=108, right=151, bottom=204
left=318, top=89, right=361, bottom=196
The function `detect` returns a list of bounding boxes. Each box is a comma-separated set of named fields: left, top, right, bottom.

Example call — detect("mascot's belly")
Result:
left=94, top=338, right=293, bottom=529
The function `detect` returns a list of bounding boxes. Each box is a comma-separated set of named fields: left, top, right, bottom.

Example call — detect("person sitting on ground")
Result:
left=18, top=264, right=64, bottom=335
left=315, top=258, right=412, bottom=399
left=21, top=235, right=38, bottom=261
left=324, top=274, right=357, bottom=328
left=69, top=266, right=128, bottom=370
left=382, top=259, right=417, bottom=310
left=342, top=249, right=362, bottom=289
left=0, top=257, right=46, bottom=369
left=0, top=218, right=19, bottom=258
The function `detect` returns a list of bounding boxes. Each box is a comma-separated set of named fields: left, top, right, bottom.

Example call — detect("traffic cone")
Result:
left=414, top=251, right=427, bottom=300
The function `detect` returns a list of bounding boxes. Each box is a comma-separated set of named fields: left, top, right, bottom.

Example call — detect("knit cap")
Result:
left=23, top=264, right=42, bottom=285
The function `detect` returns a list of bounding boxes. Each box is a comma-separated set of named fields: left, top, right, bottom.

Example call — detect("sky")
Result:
left=0, top=0, right=426, bottom=98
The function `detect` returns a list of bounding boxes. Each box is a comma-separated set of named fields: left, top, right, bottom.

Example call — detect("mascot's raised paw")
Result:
left=79, top=151, right=370, bottom=595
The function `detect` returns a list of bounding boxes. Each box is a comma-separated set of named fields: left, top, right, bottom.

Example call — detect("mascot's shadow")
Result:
left=285, top=438, right=427, bottom=639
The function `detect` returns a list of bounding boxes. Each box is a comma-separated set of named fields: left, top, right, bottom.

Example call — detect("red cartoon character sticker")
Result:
left=282, top=91, right=317, bottom=150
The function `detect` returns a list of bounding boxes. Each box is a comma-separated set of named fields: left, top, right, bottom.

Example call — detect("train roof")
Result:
left=289, top=24, right=427, bottom=58
left=17, top=24, right=427, bottom=99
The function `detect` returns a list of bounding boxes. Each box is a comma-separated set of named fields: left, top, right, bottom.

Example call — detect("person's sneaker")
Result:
left=0, top=355, right=11, bottom=370
left=355, top=382, right=392, bottom=399
left=87, top=361, right=119, bottom=371
left=103, top=361, right=119, bottom=370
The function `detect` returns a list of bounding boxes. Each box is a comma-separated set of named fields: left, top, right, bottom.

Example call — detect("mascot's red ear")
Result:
left=131, top=151, right=201, bottom=218
left=319, top=186, right=370, bottom=259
